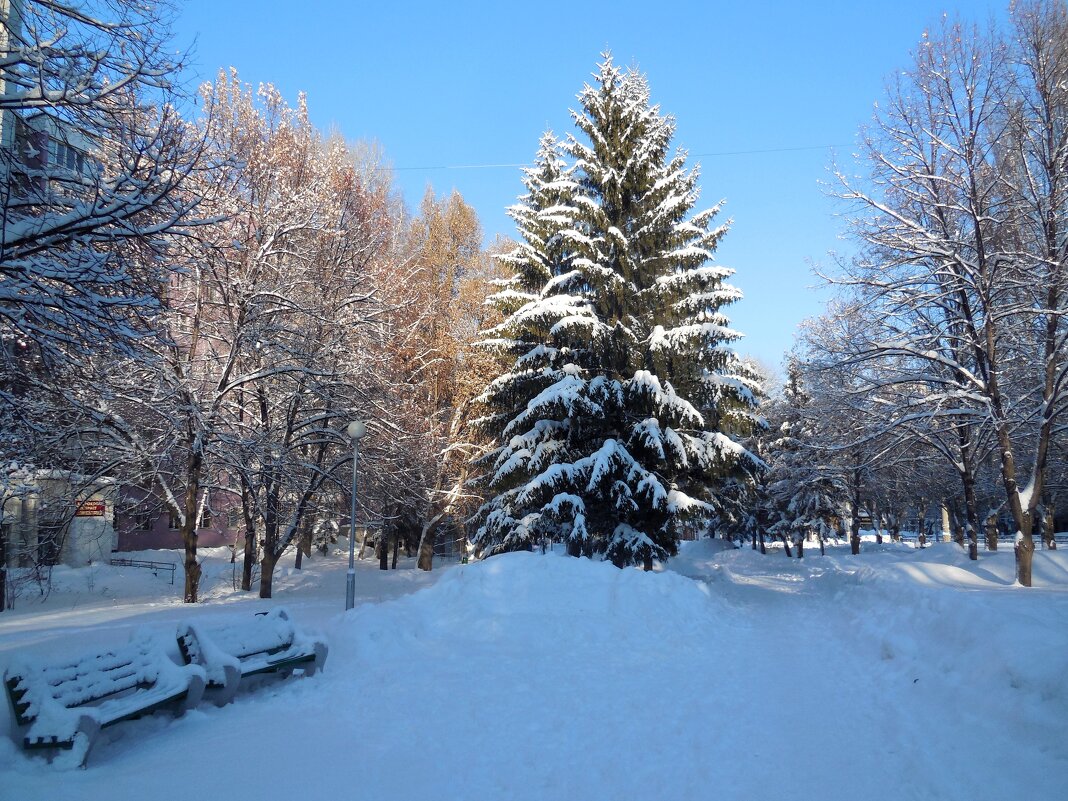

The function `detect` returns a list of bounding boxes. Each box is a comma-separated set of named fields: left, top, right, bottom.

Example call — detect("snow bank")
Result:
left=2, top=546, right=1066, bottom=801
left=843, top=550, right=1068, bottom=776
left=341, top=551, right=725, bottom=665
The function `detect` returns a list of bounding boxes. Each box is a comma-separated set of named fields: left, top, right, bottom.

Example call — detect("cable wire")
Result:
left=386, top=144, right=847, bottom=172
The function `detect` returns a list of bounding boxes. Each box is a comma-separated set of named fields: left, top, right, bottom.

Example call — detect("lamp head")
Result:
left=346, top=420, right=367, bottom=441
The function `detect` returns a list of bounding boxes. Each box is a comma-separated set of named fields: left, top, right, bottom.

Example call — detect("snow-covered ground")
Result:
left=1, top=539, right=1066, bottom=800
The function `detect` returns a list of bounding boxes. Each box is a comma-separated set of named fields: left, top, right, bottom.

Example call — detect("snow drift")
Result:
left=1, top=545, right=1066, bottom=801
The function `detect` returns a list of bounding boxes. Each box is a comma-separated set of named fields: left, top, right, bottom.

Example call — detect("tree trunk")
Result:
left=952, top=510, right=966, bottom=547
left=1015, top=529, right=1035, bottom=587
left=966, top=521, right=978, bottom=560
left=1040, top=505, right=1056, bottom=550
left=1014, top=518, right=1036, bottom=587
left=849, top=465, right=862, bottom=555
left=642, top=554, right=653, bottom=571
left=259, top=549, right=277, bottom=598
left=259, top=467, right=280, bottom=597
left=796, top=534, right=804, bottom=559
left=758, top=529, right=766, bottom=555
left=241, top=524, right=256, bottom=591
left=181, top=449, right=204, bottom=604
left=818, top=530, right=826, bottom=556
left=567, top=538, right=582, bottom=557
left=416, top=527, right=436, bottom=571
left=294, top=518, right=313, bottom=570
left=985, top=512, right=998, bottom=552
left=379, top=531, right=389, bottom=571
left=990, top=406, right=1039, bottom=585
left=182, top=535, right=201, bottom=603
left=391, top=533, right=400, bottom=569
left=241, top=483, right=256, bottom=591
left=0, top=530, right=7, bottom=612
left=959, top=468, right=980, bottom=560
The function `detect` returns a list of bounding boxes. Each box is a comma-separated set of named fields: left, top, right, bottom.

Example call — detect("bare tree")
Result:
left=0, top=0, right=207, bottom=601
left=43, top=74, right=396, bottom=602
left=0, top=0, right=201, bottom=359
left=829, top=3, right=1068, bottom=585
left=395, top=195, right=499, bottom=570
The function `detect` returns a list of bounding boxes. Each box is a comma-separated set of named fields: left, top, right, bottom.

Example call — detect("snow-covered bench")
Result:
left=3, top=633, right=206, bottom=768
left=176, top=608, right=327, bottom=705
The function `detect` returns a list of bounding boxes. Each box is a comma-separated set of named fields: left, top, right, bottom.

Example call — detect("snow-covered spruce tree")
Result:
left=473, top=56, right=762, bottom=568
left=763, top=359, right=843, bottom=557
left=472, top=131, right=582, bottom=553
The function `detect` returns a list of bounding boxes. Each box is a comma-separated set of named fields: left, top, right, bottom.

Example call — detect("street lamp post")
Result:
left=345, top=420, right=367, bottom=610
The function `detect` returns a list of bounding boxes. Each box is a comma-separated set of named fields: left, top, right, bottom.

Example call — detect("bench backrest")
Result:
left=5, top=637, right=163, bottom=725
left=185, top=608, right=296, bottom=662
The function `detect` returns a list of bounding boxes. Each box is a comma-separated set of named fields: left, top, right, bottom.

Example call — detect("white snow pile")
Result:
left=1, top=544, right=1067, bottom=801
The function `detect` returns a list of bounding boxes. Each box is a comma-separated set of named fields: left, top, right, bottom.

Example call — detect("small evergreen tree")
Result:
left=473, top=56, right=761, bottom=568
left=763, top=359, right=843, bottom=555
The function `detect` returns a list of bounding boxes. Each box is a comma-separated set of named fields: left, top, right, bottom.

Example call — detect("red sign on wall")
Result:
left=75, top=500, right=106, bottom=517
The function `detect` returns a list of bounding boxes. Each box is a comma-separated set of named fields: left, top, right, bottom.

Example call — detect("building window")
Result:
left=199, top=509, right=212, bottom=529
left=47, top=138, right=87, bottom=176
left=168, top=510, right=181, bottom=530
left=135, top=510, right=153, bottom=531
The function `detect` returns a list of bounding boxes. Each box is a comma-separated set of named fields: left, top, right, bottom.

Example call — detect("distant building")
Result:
left=1, top=468, right=242, bottom=569
left=2, top=0, right=100, bottom=197
left=1, top=471, right=117, bottom=568
left=1, top=109, right=101, bottom=206
left=1, top=2, right=241, bottom=563
left=113, top=485, right=238, bottom=552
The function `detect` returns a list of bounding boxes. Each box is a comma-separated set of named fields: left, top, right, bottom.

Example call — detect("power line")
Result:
left=384, top=143, right=847, bottom=173
left=391, top=162, right=527, bottom=172
left=691, top=143, right=846, bottom=158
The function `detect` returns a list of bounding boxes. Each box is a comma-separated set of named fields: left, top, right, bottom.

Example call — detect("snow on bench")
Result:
left=3, top=632, right=206, bottom=768
left=176, top=608, right=327, bottom=705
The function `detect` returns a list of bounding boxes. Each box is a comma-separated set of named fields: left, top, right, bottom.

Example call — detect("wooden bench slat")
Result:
left=3, top=633, right=205, bottom=767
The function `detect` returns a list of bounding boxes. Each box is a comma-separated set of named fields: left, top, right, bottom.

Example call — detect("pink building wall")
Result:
left=115, top=487, right=238, bottom=552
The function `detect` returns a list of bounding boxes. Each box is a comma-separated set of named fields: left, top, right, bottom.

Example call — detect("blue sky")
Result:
left=171, top=0, right=1008, bottom=371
